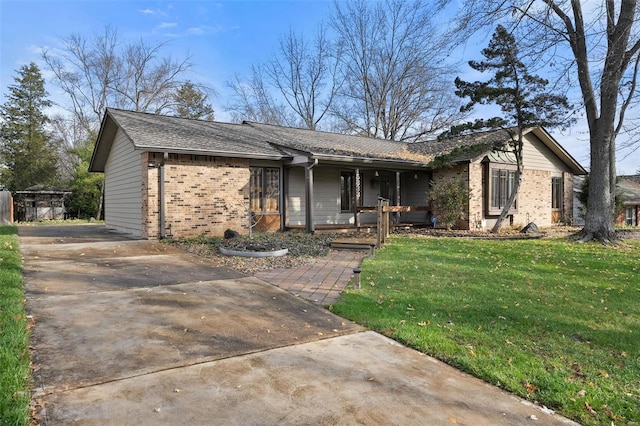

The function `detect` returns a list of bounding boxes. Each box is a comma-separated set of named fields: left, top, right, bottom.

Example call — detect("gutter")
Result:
left=134, top=146, right=289, bottom=162
left=299, top=153, right=431, bottom=169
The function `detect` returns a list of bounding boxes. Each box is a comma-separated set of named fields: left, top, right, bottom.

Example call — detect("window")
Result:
left=250, top=167, right=280, bottom=213
left=340, top=172, right=354, bottom=212
left=379, top=175, right=391, bottom=200
left=552, top=177, right=563, bottom=210
left=626, top=207, right=637, bottom=226
left=489, top=167, right=517, bottom=213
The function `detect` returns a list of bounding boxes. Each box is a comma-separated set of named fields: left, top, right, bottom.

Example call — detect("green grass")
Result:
left=0, top=226, right=30, bottom=426
left=332, top=236, right=640, bottom=425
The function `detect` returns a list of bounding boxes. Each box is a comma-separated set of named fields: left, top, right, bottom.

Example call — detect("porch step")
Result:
left=331, top=238, right=377, bottom=250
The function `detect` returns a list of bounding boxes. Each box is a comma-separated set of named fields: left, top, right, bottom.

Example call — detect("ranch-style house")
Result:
left=89, top=109, right=586, bottom=239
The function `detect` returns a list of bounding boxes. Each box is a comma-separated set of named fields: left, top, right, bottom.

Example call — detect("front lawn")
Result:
left=332, top=236, right=640, bottom=425
left=0, top=226, right=30, bottom=426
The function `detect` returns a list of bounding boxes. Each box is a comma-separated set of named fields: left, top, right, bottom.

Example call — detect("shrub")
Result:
left=428, top=178, right=469, bottom=229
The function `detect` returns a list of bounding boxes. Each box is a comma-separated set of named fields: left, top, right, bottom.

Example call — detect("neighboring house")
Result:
left=89, top=109, right=586, bottom=239
left=617, top=175, right=640, bottom=226
left=13, top=185, right=71, bottom=222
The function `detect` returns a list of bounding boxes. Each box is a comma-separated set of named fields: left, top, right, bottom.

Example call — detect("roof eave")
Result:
left=89, top=109, right=117, bottom=173
left=15, top=191, right=71, bottom=195
left=526, top=127, right=587, bottom=175
left=310, top=153, right=431, bottom=169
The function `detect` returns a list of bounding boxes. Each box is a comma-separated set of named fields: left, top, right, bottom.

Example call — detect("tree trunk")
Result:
left=576, top=123, right=617, bottom=243
left=95, top=181, right=104, bottom=221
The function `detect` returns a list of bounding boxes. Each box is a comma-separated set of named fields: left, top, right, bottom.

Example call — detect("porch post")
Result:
left=305, top=160, right=317, bottom=233
left=395, top=171, right=401, bottom=226
left=355, top=168, right=361, bottom=228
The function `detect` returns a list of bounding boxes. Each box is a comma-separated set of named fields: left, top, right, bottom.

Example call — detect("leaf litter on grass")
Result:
left=332, top=236, right=640, bottom=426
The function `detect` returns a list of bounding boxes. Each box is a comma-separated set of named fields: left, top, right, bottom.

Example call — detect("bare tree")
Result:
left=42, top=27, right=118, bottom=134
left=112, top=39, right=192, bottom=114
left=42, top=26, right=194, bottom=134
left=330, top=0, right=464, bottom=141
left=49, top=114, right=87, bottom=180
left=264, top=25, right=341, bottom=130
left=453, top=0, right=640, bottom=243
left=225, top=67, right=297, bottom=126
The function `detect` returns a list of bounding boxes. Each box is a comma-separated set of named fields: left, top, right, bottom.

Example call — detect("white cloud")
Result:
left=186, top=25, right=224, bottom=36
left=158, top=22, right=178, bottom=29
left=138, top=8, right=155, bottom=15
left=187, top=27, right=204, bottom=35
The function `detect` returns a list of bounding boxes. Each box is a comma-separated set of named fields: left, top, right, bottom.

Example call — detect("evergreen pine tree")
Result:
left=172, top=81, right=215, bottom=120
left=453, top=25, right=572, bottom=232
left=0, top=63, right=59, bottom=191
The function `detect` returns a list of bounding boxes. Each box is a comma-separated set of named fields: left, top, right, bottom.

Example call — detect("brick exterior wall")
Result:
left=468, top=163, right=484, bottom=229
left=137, top=149, right=575, bottom=237
left=431, top=160, right=571, bottom=230
left=142, top=153, right=251, bottom=238
left=512, top=169, right=553, bottom=227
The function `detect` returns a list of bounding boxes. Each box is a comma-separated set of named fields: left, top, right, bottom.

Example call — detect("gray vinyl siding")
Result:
left=314, top=168, right=354, bottom=225
left=401, top=173, right=430, bottom=223
left=359, top=170, right=382, bottom=224
left=286, top=167, right=305, bottom=226
left=523, top=133, right=569, bottom=174
left=104, top=128, right=143, bottom=236
left=285, top=167, right=355, bottom=226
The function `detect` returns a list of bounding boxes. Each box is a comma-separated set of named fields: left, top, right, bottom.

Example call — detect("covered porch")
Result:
left=283, top=160, right=433, bottom=233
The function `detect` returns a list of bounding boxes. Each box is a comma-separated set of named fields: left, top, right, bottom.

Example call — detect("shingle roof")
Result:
left=91, top=109, right=586, bottom=175
left=619, top=176, right=640, bottom=204
left=107, top=109, right=287, bottom=158
left=621, top=175, right=640, bottom=185
left=244, top=121, right=432, bottom=163
left=16, top=184, right=70, bottom=194
left=408, top=128, right=515, bottom=162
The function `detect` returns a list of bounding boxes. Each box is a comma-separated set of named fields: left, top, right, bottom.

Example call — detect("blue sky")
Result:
left=0, top=0, right=638, bottom=174
left=0, top=1, right=332, bottom=102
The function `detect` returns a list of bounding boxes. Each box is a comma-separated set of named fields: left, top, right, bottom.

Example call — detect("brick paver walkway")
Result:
left=255, top=250, right=368, bottom=306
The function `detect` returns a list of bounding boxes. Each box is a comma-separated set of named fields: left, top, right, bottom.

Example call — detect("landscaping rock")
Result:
left=224, top=229, right=239, bottom=239
left=521, top=222, right=539, bottom=234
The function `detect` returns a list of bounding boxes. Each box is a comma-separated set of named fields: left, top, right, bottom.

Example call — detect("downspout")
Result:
left=305, top=158, right=318, bottom=233
left=281, top=166, right=287, bottom=231
left=159, top=152, right=168, bottom=239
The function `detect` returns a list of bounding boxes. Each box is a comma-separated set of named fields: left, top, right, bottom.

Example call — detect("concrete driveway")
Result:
left=21, top=225, right=576, bottom=425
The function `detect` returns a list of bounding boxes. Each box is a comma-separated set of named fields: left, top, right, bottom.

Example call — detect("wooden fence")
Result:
left=0, top=191, right=13, bottom=225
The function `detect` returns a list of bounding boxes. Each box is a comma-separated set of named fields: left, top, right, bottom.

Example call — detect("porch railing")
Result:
left=360, top=198, right=430, bottom=248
